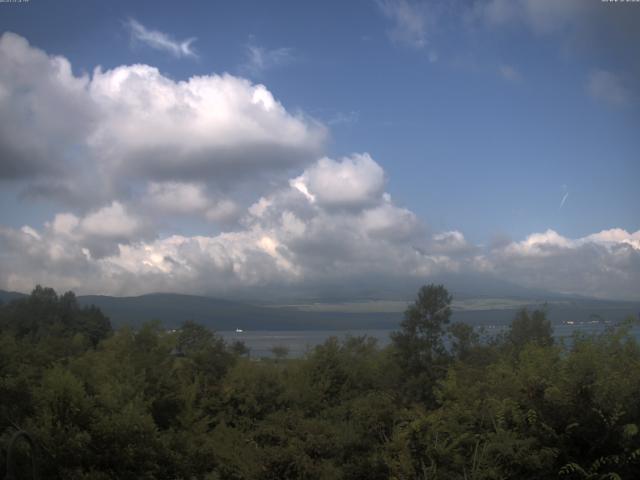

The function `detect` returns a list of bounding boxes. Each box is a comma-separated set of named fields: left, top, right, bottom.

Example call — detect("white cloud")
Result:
left=87, top=64, right=326, bottom=182
left=432, top=231, right=475, bottom=255
left=125, top=18, right=197, bottom=59
left=2, top=150, right=638, bottom=299
left=43, top=202, right=151, bottom=259
left=4, top=216, right=638, bottom=299
left=144, top=182, right=211, bottom=214
left=502, top=229, right=573, bottom=257
left=484, top=228, right=640, bottom=299
left=0, top=33, right=637, bottom=302
left=359, top=201, right=419, bottom=241
left=0, top=32, right=326, bottom=201
left=584, top=228, right=640, bottom=250
left=80, top=202, right=142, bottom=239
left=0, top=154, right=434, bottom=295
left=291, top=153, right=385, bottom=209
left=587, top=69, right=632, bottom=108
left=51, top=213, right=80, bottom=236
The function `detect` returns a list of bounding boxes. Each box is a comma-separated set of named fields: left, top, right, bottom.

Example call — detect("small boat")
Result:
left=235, top=328, right=244, bottom=333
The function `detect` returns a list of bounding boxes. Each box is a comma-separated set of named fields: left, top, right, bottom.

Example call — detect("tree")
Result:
left=0, top=286, right=111, bottom=351
left=271, top=345, right=289, bottom=360
left=230, top=340, right=250, bottom=357
left=391, top=284, right=453, bottom=404
left=508, top=308, right=554, bottom=351
left=448, top=321, right=479, bottom=361
left=176, top=321, right=235, bottom=384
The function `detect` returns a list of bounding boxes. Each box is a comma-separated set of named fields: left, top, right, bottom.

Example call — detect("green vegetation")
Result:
left=1, top=285, right=639, bottom=479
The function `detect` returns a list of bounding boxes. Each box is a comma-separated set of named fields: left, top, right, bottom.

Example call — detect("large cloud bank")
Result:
left=0, top=32, right=638, bottom=300
left=0, top=32, right=325, bottom=202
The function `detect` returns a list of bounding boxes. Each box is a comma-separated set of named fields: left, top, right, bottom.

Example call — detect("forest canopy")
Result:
left=1, top=285, right=639, bottom=479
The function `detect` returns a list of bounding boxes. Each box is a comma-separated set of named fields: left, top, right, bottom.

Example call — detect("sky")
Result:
left=0, top=0, right=639, bottom=300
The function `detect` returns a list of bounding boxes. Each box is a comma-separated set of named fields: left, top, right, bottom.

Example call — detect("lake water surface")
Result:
left=220, top=323, right=640, bottom=358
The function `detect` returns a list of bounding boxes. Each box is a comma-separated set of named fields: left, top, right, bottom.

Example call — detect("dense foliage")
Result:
left=1, top=285, right=639, bottom=479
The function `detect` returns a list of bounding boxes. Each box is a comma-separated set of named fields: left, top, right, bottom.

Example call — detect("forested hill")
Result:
left=1, top=289, right=639, bottom=330
left=2, top=290, right=395, bottom=330
left=0, top=290, right=26, bottom=305
left=76, top=293, right=402, bottom=330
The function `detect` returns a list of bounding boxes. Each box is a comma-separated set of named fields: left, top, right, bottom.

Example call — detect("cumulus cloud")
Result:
left=0, top=32, right=324, bottom=186
left=3, top=212, right=638, bottom=299
left=87, top=65, right=325, bottom=183
left=80, top=202, right=143, bottom=239
left=144, top=182, right=211, bottom=214
left=0, top=154, right=438, bottom=296
left=1, top=152, right=639, bottom=300
left=44, top=202, right=153, bottom=259
left=290, top=153, right=385, bottom=209
left=584, top=228, right=640, bottom=251
left=142, top=182, right=240, bottom=222
left=0, top=33, right=95, bottom=179
left=483, top=229, right=640, bottom=299
left=431, top=231, right=475, bottom=255
left=0, top=32, right=637, bottom=302
left=125, top=18, right=197, bottom=59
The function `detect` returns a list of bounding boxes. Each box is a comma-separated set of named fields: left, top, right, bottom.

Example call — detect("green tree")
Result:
left=391, top=284, right=453, bottom=405
left=271, top=345, right=290, bottom=360
left=448, top=321, right=479, bottom=362
left=0, top=286, right=111, bottom=348
left=508, top=308, right=554, bottom=351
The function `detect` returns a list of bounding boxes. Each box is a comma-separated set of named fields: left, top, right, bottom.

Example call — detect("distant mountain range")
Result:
left=0, top=290, right=28, bottom=304
left=1, top=289, right=638, bottom=331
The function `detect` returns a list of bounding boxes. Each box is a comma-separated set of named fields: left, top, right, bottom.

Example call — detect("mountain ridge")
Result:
left=2, top=288, right=638, bottom=331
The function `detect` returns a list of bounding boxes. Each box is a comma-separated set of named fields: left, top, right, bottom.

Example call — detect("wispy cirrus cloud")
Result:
left=498, top=64, right=521, bottom=82
left=376, top=0, right=429, bottom=49
left=472, top=0, right=640, bottom=103
left=587, top=69, right=633, bottom=108
left=241, top=43, right=294, bottom=77
left=473, top=0, right=593, bottom=34
left=327, top=110, right=359, bottom=126
left=125, top=18, right=198, bottom=59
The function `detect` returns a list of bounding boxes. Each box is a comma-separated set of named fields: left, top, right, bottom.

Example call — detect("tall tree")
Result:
left=391, top=284, right=452, bottom=404
left=508, top=307, right=554, bottom=351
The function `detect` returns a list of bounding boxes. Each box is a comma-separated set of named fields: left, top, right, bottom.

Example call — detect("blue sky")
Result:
left=0, top=0, right=639, bottom=299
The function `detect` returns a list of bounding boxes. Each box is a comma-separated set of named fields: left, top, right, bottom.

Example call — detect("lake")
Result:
left=219, top=323, right=640, bottom=358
